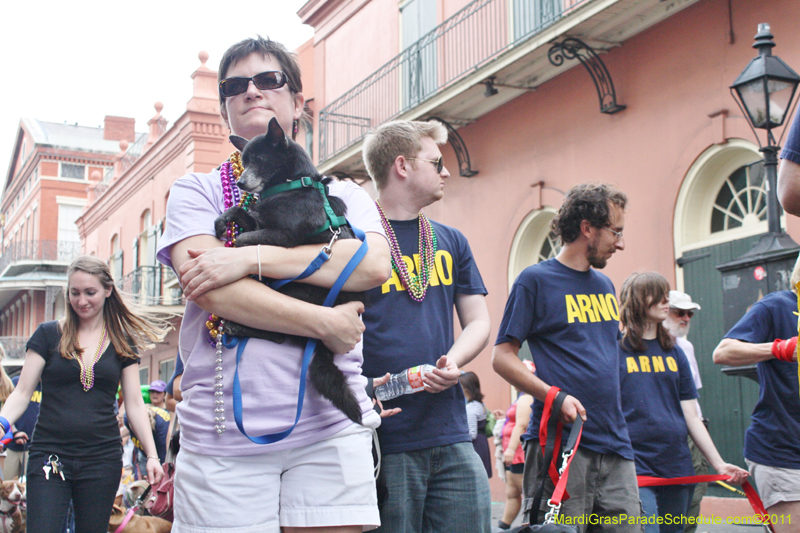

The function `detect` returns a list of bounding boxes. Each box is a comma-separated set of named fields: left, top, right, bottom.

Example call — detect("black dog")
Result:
left=214, top=117, right=363, bottom=424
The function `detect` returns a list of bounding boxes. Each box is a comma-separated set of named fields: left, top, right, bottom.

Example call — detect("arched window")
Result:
left=507, top=207, right=561, bottom=289
left=674, top=139, right=769, bottom=252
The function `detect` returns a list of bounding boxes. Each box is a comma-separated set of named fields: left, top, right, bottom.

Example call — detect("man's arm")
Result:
left=492, top=339, right=586, bottom=424
left=171, top=235, right=367, bottom=355
left=423, top=293, right=491, bottom=392
left=712, top=337, right=793, bottom=366
left=777, top=158, right=800, bottom=216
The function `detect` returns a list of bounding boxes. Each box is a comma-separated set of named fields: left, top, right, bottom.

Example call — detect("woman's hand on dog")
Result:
left=318, top=301, right=366, bottom=354
left=146, top=456, right=164, bottom=485
left=423, top=355, right=460, bottom=393
left=180, top=247, right=252, bottom=300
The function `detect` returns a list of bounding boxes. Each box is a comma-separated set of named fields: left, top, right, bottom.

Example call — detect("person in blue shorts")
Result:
left=713, top=256, right=800, bottom=533
left=493, top=183, right=642, bottom=532
left=618, top=272, right=747, bottom=533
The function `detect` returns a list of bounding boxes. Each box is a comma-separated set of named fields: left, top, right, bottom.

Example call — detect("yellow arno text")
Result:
left=382, top=250, right=454, bottom=294
left=626, top=355, right=679, bottom=374
left=554, top=513, right=791, bottom=526
left=565, top=293, right=620, bottom=323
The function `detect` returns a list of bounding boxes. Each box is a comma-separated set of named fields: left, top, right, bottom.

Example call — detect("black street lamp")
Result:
left=730, top=23, right=800, bottom=234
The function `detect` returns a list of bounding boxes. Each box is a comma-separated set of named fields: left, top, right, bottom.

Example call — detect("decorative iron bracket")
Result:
left=548, top=38, right=626, bottom=114
left=426, top=117, right=478, bottom=177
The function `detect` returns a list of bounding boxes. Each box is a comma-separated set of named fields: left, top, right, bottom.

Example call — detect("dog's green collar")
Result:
left=260, top=177, right=347, bottom=235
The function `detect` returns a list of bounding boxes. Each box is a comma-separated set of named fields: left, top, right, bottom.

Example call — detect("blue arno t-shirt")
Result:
left=7, top=375, right=41, bottom=453
left=781, top=108, right=800, bottom=164
left=495, top=259, right=633, bottom=459
left=723, top=290, right=800, bottom=469
left=362, top=218, right=487, bottom=454
left=620, top=339, right=697, bottom=478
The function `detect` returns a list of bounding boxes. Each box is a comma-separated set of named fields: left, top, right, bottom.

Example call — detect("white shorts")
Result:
left=172, top=423, right=379, bottom=533
left=746, top=459, right=800, bottom=509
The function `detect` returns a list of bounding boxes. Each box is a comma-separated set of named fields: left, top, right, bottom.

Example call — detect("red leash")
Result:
left=638, top=476, right=773, bottom=531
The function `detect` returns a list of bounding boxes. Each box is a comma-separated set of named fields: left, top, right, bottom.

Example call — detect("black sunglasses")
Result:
left=219, top=71, right=289, bottom=98
left=408, top=156, right=444, bottom=173
left=671, top=309, right=694, bottom=318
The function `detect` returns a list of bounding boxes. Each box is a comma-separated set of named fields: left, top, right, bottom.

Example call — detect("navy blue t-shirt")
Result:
left=781, top=108, right=800, bottom=164
left=619, top=339, right=697, bottom=478
left=495, top=259, right=633, bottom=459
left=166, top=353, right=184, bottom=396
left=124, top=406, right=171, bottom=463
left=7, top=376, right=41, bottom=452
left=723, top=290, right=800, bottom=469
left=362, top=218, right=487, bottom=454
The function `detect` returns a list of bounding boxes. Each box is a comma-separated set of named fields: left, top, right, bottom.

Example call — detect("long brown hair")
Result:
left=619, top=272, right=674, bottom=353
left=0, top=345, right=14, bottom=402
left=459, top=371, right=484, bottom=403
left=59, top=256, right=172, bottom=360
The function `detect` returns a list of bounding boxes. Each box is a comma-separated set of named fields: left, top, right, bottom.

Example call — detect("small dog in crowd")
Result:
left=0, top=480, right=26, bottom=533
left=214, top=117, right=365, bottom=424
left=108, top=504, right=171, bottom=533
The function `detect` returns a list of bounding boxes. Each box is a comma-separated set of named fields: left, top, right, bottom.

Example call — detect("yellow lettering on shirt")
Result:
left=627, top=357, right=640, bottom=373
left=639, top=356, right=652, bottom=372
left=606, top=293, right=620, bottom=320
left=565, top=293, right=619, bottom=324
left=381, top=251, right=454, bottom=293
left=667, top=357, right=678, bottom=372
left=382, top=270, right=405, bottom=294
left=591, top=294, right=611, bottom=321
left=435, top=251, right=453, bottom=286
left=31, top=390, right=42, bottom=403
left=652, top=356, right=665, bottom=373
left=577, top=295, right=597, bottom=322
left=566, top=295, right=585, bottom=323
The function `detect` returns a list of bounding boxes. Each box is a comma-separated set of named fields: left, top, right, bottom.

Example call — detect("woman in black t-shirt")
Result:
left=0, top=256, right=171, bottom=533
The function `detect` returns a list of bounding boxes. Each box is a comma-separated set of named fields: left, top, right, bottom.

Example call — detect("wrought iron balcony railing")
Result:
left=117, top=265, right=184, bottom=307
left=0, top=240, right=83, bottom=275
left=318, top=0, right=586, bottom=162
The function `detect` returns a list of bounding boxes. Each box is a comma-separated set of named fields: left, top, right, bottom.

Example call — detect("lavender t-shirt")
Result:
left=157, top=170, right=383, bottom=455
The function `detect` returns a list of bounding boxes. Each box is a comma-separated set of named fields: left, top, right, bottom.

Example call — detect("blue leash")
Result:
left=226, top=224, right=368, bottom=444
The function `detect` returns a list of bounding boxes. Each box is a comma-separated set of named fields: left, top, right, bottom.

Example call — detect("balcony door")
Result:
left=401, top=0, right=437, bottom=110
left=513, top=0, right=563, bottom=42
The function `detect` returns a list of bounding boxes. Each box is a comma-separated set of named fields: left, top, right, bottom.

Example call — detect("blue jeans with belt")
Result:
left=375, top=441, right=492, bottom=533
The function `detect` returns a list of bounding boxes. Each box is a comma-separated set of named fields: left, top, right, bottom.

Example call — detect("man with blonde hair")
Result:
left=361, top=120, right=492, bottom=533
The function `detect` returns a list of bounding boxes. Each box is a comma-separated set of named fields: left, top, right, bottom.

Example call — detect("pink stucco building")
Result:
left=2, top=0, right=798, bottom=510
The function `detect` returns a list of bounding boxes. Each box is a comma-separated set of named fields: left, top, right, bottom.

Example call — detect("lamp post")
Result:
left=718, top=24, right=800, bottom=383
left=730, top=23, right=800, bottom=235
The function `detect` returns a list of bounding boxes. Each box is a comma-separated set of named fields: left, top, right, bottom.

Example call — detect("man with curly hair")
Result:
left=493, top=183, right=642, bottom=532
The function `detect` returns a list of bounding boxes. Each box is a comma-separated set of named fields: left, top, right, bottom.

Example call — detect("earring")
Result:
left=293, top=120, right=299, bottom=137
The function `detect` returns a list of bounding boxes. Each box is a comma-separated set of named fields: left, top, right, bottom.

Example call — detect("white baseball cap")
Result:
left=668, top=290, right=701, bottom=311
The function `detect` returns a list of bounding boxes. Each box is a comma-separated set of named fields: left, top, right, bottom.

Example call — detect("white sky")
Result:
left=0, top=0, right=314, bottom=181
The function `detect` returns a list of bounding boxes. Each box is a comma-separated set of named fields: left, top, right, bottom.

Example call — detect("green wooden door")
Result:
left=679, top=236, right=762, bottom=496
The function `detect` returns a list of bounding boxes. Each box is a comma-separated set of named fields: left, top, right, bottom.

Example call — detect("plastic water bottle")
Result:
left=375, top=364, right=437, bottom=401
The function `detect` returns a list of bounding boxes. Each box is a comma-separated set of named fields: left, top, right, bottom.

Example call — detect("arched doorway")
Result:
left=673, top=139, right=771, bottom=474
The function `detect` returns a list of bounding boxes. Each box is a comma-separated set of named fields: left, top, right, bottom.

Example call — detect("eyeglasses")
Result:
left=601, top=226, right=624, bottom=241
left=671, top=309, right=695, bottom=318
left=408, top=156, right=444, bottom=174
left=219, top=71, right=289, bottom=98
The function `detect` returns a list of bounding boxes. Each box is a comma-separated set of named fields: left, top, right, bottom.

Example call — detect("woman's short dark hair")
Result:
left=218, top=35, right=303, bottom=109
left=459, top=371, right=484, bottom=403
left=550, top=183, right=627, bottom=244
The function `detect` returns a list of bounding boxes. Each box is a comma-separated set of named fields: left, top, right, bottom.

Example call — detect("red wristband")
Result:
left=771, top=337, right=797, bottom=362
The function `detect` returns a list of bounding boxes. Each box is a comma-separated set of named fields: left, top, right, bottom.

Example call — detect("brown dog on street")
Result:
left=0, top=480, right=26, bottom=533
left=108, top=504, right=171, bottom=533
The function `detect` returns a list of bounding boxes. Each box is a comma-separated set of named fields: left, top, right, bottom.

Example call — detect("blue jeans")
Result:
left=27, top=450, right=121, bottom=533
left=639, top=485, right=693, bottom=533
left=375, top=441, right=491, bottom=533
